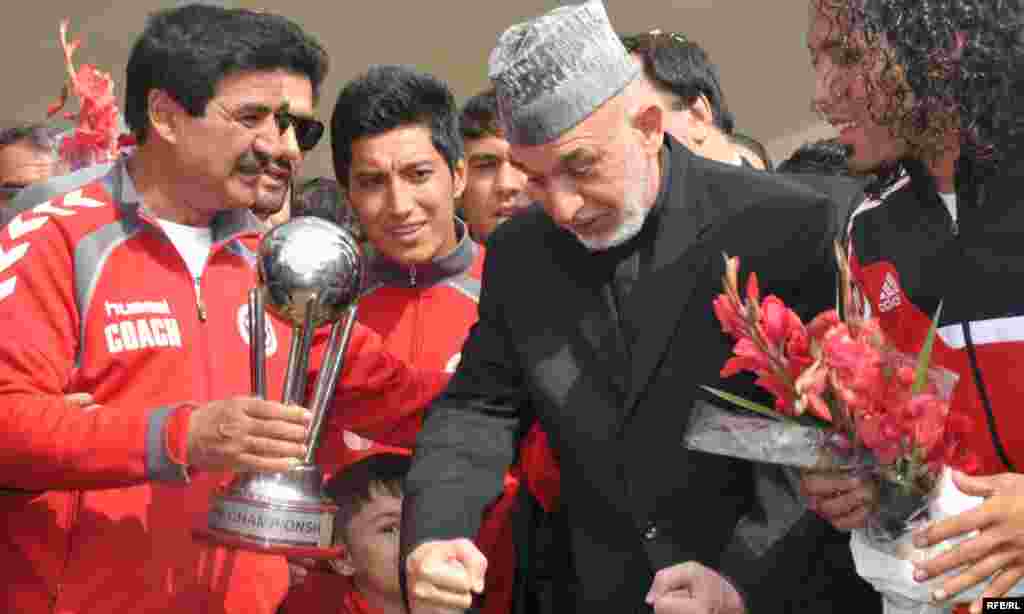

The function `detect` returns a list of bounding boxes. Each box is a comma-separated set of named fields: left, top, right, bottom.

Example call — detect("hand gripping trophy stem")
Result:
left=198, top=216, right=364, bottom=558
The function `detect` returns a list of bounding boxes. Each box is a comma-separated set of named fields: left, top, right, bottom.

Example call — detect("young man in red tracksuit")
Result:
left=0, top=7, right=446, bottom=614
left=803, top=2, right=1024, bottom=612
left=309, top=65, right=560, bottom=614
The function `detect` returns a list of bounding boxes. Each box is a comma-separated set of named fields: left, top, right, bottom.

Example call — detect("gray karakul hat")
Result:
left=488, top=0, right=640, bottom=146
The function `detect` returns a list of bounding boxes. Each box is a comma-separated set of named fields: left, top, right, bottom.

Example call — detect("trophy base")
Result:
left=193, top=525, right=344, bottom=559
left=193, top=465, right=343, bottom=560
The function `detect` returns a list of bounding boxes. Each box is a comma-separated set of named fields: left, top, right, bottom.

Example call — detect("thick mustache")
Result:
left=236, top=149, right=292, bottom=176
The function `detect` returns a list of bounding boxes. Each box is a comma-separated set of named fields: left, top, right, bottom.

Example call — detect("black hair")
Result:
left=0, top=123, right=58, bottom=153
left=621, top=31, right=735, bottom=134
left=460, top=89, right=502, bottom=141
left=124, top=4, right=328, bottom=143
left=811, top=0, right=1024, bottom=169
left=776, top=138, right=856, bottom=176
left=292, top=176, right=364, bottom=241
left=324, top=453, right=410, bottom=542
left=331, top=65, right=463, bottom=189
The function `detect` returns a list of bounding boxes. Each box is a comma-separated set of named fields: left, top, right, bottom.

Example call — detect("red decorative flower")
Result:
left=47, top=20, right=124, bottom=170
left=713, top=294, right=743, bottom=338
left=794, top=358, right=831, bottom=421
left=855, top=411, right=903, bottom=465
left=708, top=250, right=980, bottom=485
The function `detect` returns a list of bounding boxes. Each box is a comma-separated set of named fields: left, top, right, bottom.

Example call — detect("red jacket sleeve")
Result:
left=317, top=322, right=450, bottom=454
left=0, top=214, right=183, bottom=491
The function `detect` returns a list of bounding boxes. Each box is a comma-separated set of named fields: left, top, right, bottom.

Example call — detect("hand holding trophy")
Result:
left=196, top=216, right=364, bottom=558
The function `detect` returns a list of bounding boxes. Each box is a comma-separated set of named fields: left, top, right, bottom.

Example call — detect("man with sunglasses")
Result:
left=0, top=6, right=447, bottom=614
left=241, top=106, right=327, bottom=229
left=248, top=103, right=325, bottom=226
left=622, top=31, right=768, bottom=170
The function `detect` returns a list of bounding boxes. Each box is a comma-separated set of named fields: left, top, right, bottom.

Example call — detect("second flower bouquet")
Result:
left=684, top=245, right=976, bottom=547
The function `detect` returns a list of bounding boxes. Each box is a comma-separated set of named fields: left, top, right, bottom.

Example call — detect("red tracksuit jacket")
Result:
left=0, top=160, right=446, bottom=613
left=849, top=172, right=1024, bottom=476
left=848, top=167, right=1024, bottom=614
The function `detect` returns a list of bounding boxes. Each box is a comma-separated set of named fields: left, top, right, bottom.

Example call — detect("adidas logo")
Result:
left=878, top=273, right=901, bottom=312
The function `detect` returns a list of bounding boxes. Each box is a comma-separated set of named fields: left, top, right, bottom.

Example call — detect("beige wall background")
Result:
left=0, top=0, right=833, bottom=177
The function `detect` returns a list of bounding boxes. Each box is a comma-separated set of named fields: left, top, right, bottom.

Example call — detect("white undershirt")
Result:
left=939, top=192, right=958, bottom=225
left=157, top=220, right=213, bottom=280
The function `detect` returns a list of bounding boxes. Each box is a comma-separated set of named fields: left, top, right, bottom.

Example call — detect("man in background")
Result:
left=622, top=31, right=768, bottom=170
left=458, top=89, right=531, bottom=244
left=291, top=176, right=363, bottom=239
left=0, top=123, right=59, bottom=207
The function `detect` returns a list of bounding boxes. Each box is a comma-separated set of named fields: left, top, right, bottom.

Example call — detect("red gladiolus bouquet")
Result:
left=47, top=20, right=133, bottom=172
left=684, top=245, right=977, bottom=546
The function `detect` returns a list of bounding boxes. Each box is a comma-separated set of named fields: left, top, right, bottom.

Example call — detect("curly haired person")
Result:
left=802, top=2, right=1024, bottom=612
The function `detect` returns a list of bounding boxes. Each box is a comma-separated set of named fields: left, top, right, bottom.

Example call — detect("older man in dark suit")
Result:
left=399, top=2, right=842, bottom=613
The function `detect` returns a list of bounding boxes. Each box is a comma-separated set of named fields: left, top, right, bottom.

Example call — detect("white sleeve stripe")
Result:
left=8, top=214, right=49, bottom=241
left=0, top=277, right=15, bottom=302
left=0, top=242, right=29, bottom=274
left=938, top=316, right=1024, bottom=349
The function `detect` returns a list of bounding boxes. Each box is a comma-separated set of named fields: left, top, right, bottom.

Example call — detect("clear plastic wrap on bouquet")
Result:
left=863, top=467, right=941, bottom=549
left=682, top=401, right=866, bottom=470
left=836, top=363, right=1021, bottom=614
left=860, top=358, right=960, bottom=549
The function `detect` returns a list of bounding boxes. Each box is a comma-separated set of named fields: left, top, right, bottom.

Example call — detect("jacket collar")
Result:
left=366, top=217, right=478, bottom=288
left=109, top=155, right=264, bottom=246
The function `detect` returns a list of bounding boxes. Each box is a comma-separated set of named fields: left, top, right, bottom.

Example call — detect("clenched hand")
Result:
left=646, top=562, right=745, bottom=614
left=407, top=538, right=487, bottom=614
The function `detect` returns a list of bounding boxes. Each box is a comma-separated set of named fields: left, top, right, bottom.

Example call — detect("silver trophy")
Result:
left=197, top=216, right=364, bottom=558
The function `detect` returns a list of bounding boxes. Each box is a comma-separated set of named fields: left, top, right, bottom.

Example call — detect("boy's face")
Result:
left=346, top=124, right=464, bottom=266
left=338, top=487, right=403, bottom=599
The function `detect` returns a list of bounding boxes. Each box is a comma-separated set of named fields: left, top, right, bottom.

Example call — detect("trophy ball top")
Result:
left=258, top=216, right=364, bottom=327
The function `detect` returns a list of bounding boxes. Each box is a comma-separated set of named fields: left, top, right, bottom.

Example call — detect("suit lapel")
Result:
left=624, top=144, right=714, bottom=411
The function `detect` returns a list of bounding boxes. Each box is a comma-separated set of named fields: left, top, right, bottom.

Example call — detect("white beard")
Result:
left=576, top=141, right=652, bottom=252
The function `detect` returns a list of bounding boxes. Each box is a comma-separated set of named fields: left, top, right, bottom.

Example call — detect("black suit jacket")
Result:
left=779, top=172, right=869, bottom=242
left=401, top=139, right=841, bottom=613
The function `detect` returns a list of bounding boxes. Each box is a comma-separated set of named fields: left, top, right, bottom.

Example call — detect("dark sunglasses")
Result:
left=272, top=108, right=325, bottom=152
left=621, top=30, right=690, bottom=53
